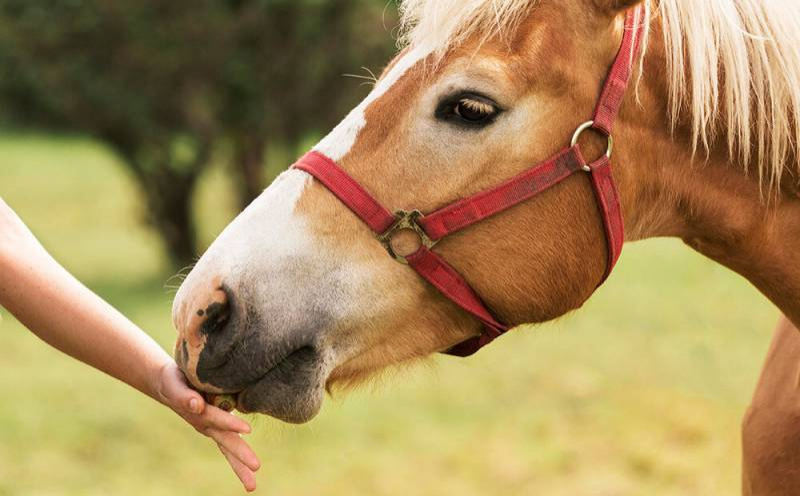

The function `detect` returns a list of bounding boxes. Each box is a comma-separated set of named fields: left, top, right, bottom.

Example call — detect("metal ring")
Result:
left=376, top=210, right=438, bottom=265
left=571, top=120, right=613, bottom=161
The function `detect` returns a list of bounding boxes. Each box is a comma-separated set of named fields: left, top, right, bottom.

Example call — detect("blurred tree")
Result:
left=218, top=0, right=397, bottom=209
left=0, top=0, right=397, bottom=267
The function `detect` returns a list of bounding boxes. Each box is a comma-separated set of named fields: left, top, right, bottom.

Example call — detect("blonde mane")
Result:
left=399, top=0, right=800, bottom=191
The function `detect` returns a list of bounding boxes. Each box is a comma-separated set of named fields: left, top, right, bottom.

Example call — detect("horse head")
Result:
left=172, top=0, right=800, bottom=424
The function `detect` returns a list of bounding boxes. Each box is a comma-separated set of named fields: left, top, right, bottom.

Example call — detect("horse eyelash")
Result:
left=435, top=92, right=502, bottom=127
left=458, top=98, right=495, bottom=115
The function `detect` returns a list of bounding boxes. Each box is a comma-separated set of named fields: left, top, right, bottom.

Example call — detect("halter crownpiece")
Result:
left=293, top=8, right=644, bottom=357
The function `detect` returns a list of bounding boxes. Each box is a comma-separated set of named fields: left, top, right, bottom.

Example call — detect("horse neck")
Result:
left=613, top=19, right=800, bottom=326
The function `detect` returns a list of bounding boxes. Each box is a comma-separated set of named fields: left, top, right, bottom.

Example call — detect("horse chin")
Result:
left=236, top=346, right=328, bottom=424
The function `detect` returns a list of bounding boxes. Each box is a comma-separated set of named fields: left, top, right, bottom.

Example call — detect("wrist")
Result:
left=146, top=356, right=174, bottom=405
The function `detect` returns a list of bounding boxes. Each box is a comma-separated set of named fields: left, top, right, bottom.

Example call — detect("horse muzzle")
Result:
left=172, top=270, right=331, bottom=423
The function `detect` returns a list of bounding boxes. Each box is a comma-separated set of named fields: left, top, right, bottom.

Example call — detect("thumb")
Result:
left=184, top=388, right=206, bottom=415
left=161, top=364, right=206, bottom=415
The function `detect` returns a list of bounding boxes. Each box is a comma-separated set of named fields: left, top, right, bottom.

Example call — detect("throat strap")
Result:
left=292, top=8, right=643, bottom=357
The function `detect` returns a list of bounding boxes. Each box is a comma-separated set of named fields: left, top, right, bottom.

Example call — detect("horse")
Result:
left=171, top=0, right=800, bottom=493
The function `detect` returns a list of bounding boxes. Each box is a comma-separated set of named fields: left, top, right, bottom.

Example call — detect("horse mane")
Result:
left=399, top=0, right=800, bottom=191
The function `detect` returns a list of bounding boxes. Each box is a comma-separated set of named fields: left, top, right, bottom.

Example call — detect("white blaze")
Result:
left=313, top=47, right=430, bottom=161
left=174, top=48, right=435, bottom=394
left=180, top=48, right=431, bottom=321
left=216, top=170, right=312, bottom=265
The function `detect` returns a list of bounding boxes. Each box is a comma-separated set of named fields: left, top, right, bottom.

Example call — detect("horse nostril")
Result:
left=198, top=288, right=231, bottom=335
left=176, top=281, right=235, bottom=353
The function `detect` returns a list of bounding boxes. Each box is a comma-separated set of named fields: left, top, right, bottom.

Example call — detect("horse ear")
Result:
left=593, top=0, right=644, bottom=14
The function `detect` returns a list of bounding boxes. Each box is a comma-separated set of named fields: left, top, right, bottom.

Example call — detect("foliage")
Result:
left=0, top=0, right=397, bottom=266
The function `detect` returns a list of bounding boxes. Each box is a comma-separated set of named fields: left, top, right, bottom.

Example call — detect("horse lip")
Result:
left=234, top=345, right=325, bottom=420
left=207, top=343, right=317, bottom=400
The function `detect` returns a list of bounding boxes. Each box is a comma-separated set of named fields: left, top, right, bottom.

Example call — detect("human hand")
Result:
left=154, top=362, right=261, bottom=491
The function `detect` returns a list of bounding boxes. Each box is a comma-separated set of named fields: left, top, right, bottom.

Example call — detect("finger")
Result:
left=169, top=370, right=205, bottom=415
left=219, top=444, right=258, bottom=492
left=219, top=445, right=257, bottom=492
left=171, top=384, right=205, bottom=415
left=158, top=364, right=206, bottom=415
left=186, top=391, right=205, bottom=415
left=207, top=428, right=261, bottom=472
left=202, top=404, right=251, bottom=433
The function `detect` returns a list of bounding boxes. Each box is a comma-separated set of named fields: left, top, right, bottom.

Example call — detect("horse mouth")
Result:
left=200, top=345, right=328, bottom=424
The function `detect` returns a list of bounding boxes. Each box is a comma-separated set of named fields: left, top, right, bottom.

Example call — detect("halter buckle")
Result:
left=571, top=120, right=613, bottom=172
left=377, top=210, right=438, bottom=264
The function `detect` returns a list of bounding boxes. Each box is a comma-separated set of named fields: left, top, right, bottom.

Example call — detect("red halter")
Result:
left=294, top=9, right=644, bottom=357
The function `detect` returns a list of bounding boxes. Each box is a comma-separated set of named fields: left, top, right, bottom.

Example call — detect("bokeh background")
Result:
left=0, top=1, right=778, bottom=495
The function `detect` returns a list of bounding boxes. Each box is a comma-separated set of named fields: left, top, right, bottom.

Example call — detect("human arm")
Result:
left=0, top=197, right=260, bottom=491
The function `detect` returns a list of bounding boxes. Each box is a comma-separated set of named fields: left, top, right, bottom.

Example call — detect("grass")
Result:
left=0, top=133, right=777, bottom=496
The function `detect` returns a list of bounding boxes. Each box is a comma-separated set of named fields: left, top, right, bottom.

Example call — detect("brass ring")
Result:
left=377, top=210, right=438, bottom=265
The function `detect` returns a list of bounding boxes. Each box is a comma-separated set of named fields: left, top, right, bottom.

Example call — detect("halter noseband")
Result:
left=293, top=9, right=644, bottom=357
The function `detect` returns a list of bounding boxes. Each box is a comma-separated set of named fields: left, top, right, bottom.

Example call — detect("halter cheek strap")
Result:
left=293, top=8, right=644, bottom=357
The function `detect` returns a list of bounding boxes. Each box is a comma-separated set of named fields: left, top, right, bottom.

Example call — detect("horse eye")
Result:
left=436, top=94, right=500, bottom=127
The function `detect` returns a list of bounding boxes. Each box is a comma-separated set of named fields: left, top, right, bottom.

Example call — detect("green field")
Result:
left=0, top=134, right=777, bottom=496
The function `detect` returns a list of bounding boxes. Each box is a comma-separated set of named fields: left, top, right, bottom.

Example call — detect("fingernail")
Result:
left=189, top=398, right=201, bottom=414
